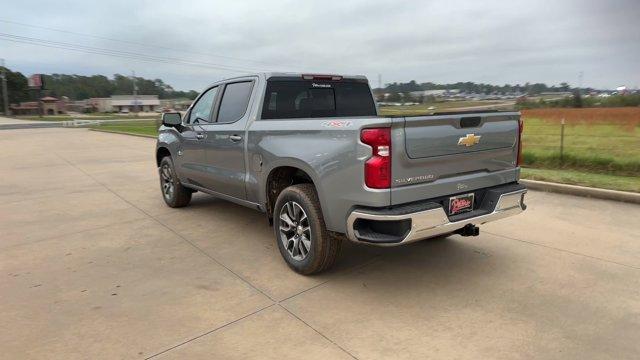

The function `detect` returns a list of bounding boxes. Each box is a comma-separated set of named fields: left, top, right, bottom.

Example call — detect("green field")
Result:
left=521, top=168, right=639, bottom=193
left=90, top=120, right=160, bottom=136
left=521, top=118, right=640, bottom=176
left=15, top=115, right=74, bottom=121
left=16, top=113, right=161, bottom=121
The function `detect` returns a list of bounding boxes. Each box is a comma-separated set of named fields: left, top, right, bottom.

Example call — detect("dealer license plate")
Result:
left=448, top=193, right=474, bottom=215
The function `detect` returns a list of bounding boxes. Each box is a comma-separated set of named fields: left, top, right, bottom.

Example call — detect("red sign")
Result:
left=28, top=74, right=43, bottom=89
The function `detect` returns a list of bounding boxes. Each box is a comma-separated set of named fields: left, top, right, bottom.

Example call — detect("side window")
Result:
left=217, top=81, right=254, bottom=123
left=188, top=86, right=218, bottom=124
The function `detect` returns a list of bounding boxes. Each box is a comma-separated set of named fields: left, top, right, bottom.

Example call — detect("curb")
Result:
left=88, top=128, right=157, bottom=139
left=520, top=179, right=640, bottom=204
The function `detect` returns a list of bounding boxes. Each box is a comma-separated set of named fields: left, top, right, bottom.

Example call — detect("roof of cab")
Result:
left=203, top=72, right=369, bottom=90
left=261, top=72, right=368, bottom=81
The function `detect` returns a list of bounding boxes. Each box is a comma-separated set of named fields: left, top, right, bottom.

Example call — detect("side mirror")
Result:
left=162, top=112, right=182, bottom=127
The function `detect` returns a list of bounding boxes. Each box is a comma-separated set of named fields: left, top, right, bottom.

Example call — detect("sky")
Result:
left=1, top=0, right=639, bottom=91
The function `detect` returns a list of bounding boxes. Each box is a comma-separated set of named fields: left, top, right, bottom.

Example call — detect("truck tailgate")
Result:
left=390, top=111, right=521, bottom=205
left=405, top=114, right=518, bottom=158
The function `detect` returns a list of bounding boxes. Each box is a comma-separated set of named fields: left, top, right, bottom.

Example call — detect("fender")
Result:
left=259, top=157, right=328, bottom=217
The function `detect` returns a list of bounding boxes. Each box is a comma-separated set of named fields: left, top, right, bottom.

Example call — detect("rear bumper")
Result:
left=346, top=183, right=526, bottom=245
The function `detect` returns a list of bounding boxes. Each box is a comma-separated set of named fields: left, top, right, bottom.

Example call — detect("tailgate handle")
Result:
left=460, top=116, right=481, bottom=128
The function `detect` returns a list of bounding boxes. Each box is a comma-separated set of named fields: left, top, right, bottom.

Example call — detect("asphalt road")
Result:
left=1, top=128, right=639, bottom=359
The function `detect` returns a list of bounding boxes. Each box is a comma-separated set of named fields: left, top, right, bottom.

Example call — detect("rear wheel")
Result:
left=274, top=184, right=341, bottom=275
left=159, top=156, right=192, bottom=208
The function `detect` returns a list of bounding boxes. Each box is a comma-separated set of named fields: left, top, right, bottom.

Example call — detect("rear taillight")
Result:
left=517, top=118, right=524, bottom=166
left=361, top=128, right=391, bottom=189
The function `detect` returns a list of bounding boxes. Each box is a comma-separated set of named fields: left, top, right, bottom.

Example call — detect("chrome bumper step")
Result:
left=346, top=184, right=527, bottom=246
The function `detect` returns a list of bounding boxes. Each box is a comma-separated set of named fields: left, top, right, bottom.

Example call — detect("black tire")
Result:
left=159, top=156, right=192, bottom=208
left=273, top=184, right=341, bottom=275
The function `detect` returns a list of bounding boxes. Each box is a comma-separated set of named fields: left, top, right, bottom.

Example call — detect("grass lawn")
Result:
left=521, top=112, right=640, bottom=176
left=521, top=168, right=640, bottom=193
left=89, top=120, right=159, bottom=136
left=16, top=114, right=160, bottom=121
left=15, top=115, right=73, bottom=121
left=380, top=105, right=640, bottom=176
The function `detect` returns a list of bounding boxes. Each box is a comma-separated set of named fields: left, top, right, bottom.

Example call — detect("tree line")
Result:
left=0, top=66, right=199, bottom=105
left=377, top=80, right=584, bottom=95
left=0, top=66, right=620, bottom=110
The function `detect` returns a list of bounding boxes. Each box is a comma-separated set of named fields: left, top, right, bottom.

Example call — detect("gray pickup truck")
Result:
left=156, top=73, right=527, bottom=274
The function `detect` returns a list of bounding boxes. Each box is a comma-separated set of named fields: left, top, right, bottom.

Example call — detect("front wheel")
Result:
left=159, top=156, right=192, bottom=208
left=273, top=184, right=341, bottom=275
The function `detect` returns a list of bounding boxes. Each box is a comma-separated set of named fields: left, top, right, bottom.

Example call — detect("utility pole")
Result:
left=378, top=74, right=382, bottom=90
left=578, top=71, right=584, bottom=95
left=132, top=70, right=138, bottom=115
left=0, top=59, right=9, bottom=116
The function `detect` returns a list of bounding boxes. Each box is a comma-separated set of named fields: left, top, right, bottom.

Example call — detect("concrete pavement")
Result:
left=1, top=128, right=639, bottom=359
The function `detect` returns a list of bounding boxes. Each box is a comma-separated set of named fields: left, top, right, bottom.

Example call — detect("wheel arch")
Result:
left=264, top=164, right=321, bottom=222
left=156, top=147, right=171, bottom=166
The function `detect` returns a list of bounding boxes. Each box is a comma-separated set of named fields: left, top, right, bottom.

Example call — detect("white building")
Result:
left=110, top=95, right=160, bottom=112
left=87, top=98, right=112, bottom=113
left=409, top=89, right=460, bottom=98
left=86, top=95, right=161, bottom=113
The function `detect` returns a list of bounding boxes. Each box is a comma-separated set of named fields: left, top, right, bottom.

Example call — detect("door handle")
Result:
left=196, top=133, right=206, bottom=140
left=229, top=135, right=243, bottom=142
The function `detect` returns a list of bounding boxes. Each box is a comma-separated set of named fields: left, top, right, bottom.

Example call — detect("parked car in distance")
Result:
left=156, top=73, right=527, bottom=274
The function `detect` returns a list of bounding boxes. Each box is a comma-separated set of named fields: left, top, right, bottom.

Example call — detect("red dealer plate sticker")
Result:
left=448, top=193, right=474, bottom=215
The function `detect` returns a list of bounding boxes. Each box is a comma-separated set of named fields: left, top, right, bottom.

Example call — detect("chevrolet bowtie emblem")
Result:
left=458, top=133, right=481, bottom=147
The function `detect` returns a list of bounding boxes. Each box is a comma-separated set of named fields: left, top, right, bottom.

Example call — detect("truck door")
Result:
left=177, top=86, right=219, bottom=187
left=199, top=79, right=255, bottom=199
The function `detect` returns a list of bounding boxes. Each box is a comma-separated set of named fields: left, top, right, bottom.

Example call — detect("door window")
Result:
left=217, top=81, right=254, bottom=123
left=188, top=86, right=218, bottom=124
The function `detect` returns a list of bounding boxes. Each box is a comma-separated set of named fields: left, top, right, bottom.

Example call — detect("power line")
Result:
left=0, top=18, right=300, bottom=70
left=0, top=32, right=274, bottom=73
left=0, top=36, right=252, bottom=73
left=0, top=32, right=270, bottom=72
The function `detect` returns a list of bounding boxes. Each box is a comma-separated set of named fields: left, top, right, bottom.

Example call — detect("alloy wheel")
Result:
left=278, top=201, right=312, bottom=261
left=160, top=164, right=175, bottom=200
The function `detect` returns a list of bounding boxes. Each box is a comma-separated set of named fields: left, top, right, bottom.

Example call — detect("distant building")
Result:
left=10, top=96, right=68, bottom=115
left=110, top=95, right=160, bottom=112
left=409, top=89, right=460, bottom=98
left=87, top=97, right=112, bottom=113
left=616, top=86, right=628, bottom=95
left=9, top=102, right=39, bottom=115
left=83, top=95, right=160, bottom=113
left=159, top=98, right=193, bottom=111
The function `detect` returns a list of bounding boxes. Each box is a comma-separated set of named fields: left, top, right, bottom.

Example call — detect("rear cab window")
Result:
left=261, top=78, right=376, bottom=120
